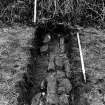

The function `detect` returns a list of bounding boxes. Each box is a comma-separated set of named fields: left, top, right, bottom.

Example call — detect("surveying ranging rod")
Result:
left=34, top=0, right=37, bottom=22
left=77, top=32, right=86, bottom=82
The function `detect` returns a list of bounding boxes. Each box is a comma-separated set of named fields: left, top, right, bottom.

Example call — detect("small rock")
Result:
left=55, top=56, right=63, bottom=67
left=48, top=61, right=55, bottom=71
left=40, top=45, right=48, bottom=52
left=43, top=34, right=51, bottom=43
left=57, top=78, right=72, bottom=94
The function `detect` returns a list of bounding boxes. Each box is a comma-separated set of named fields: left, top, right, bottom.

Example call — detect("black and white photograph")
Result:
left=0, top=0, right=105, bottom=105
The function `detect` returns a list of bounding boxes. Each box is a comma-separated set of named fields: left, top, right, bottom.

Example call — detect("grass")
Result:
left=0, top=0, right=105, bottom=27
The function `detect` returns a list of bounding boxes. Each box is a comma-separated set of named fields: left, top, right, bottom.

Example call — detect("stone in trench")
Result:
left=56, top=70, right=66, bottom=79
left=48, top=61, right=55, bottom=71
left=40, top=44, right=48, bottom=52
left=59, top=38, right=65, bottom=53
left=46, top=73, right=59, bottom=104
left=43, top=34, right=51, bottom=43
left=41, top=80, right=47, bottom=93
left=46, top=73, right=57, bottom=94
left=48, top=54, right=55, bottom=71
left=55, top=56, right=63, bottom=67
left=57, top=78, right=72, bottom=94
left=64, top=60, right=71, bottom=77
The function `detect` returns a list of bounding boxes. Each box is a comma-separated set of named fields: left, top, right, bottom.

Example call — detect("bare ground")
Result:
left=0, top=26, right=34, bottom=105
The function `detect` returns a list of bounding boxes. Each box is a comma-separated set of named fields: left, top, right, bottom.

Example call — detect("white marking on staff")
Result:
left=34, top=0, right=37, bottom=23
left=77, top=32, right=86, bottom=82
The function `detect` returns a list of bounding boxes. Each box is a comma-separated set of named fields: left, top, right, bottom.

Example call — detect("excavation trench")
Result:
left=17, top=22, right=87, bottom=105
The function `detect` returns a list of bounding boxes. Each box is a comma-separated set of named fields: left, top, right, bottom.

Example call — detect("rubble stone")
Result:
left=57, top=78, right=72, bottom=94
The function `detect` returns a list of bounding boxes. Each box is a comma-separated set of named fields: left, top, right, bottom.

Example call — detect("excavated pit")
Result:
left=16, top=22, right=89, bottom=105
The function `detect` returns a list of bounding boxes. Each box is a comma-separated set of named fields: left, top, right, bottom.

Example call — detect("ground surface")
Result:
left=80, top=28, right=105, bottom=105
left=0, top=25, right=34, bottom=105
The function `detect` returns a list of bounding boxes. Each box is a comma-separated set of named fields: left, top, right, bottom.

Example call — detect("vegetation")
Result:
left=0, top=0, right=105, bottom=28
